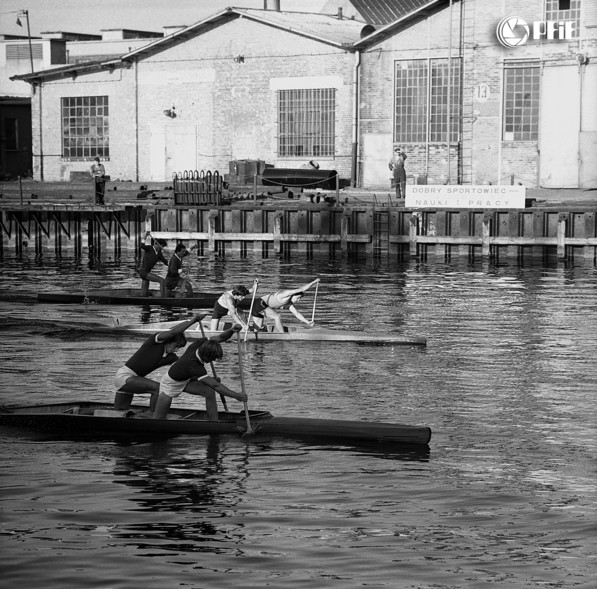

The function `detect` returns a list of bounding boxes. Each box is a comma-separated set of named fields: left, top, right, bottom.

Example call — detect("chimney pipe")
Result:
left=338, top=7, right=343, bottom=20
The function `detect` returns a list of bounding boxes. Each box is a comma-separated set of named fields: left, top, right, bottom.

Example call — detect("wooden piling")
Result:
left=0, top=203, right=595, bottom=263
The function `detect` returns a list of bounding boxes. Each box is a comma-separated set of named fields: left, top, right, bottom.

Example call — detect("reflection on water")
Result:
left=0, top=253, right=596, bottom=588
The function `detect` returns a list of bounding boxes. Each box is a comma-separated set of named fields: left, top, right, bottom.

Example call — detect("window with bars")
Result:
left=61, top=96, right=109, bottom=160
left=545, top=0, right=580, bottom=37
left=394, top=58, right=461, bottom=143
left=503, top=64, right=540, bottom=141
left=277, top=88, right=335, bottom=157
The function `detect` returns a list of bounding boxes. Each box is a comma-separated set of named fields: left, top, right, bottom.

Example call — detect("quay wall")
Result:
left=0, top=204, right=596, bottom=264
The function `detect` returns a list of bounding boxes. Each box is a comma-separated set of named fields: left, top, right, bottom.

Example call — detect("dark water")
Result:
left=0, top=252, right=596, bottom=588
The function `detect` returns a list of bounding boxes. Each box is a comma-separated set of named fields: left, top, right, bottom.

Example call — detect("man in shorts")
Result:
left=210, top=280, right=258, bottom=331
left=252, top=278, right=320, bottom=333
left=165, top=243, right=198, bottom=297
left=154, top=324, right=245, bottom=420
left=113, top=313, right=205, bottom=411
left=139, top=232, right=168, bottom=297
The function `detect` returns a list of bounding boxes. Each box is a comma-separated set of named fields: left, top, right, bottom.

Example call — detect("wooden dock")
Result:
left=1, top=202, right=596, bottom=263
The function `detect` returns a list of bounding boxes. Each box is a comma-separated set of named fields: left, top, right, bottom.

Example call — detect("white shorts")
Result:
left=114, top=365, right=138, bottom=391
left=160, top=372, right=209, bottom=398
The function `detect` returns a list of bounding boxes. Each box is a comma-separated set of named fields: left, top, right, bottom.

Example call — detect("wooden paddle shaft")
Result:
left=197, top=320, right=228, bottom=412
left=236, top=331, right=253, bottom=434
left=245, top=280, right=258, bottom=342
left=311, top=281, right=319, bottom=323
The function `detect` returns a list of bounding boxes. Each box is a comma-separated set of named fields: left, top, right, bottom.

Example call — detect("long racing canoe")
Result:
left=37, top=289, right=252, bottom=309
left=118, top=319, right=427, bottom=345
left=0, top=401, right=432, bottom=446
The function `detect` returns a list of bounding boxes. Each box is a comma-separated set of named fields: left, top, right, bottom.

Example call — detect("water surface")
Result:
left=1, top=253, right=595, bottom=588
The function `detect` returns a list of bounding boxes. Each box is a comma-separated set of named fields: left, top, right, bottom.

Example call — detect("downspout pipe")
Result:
left=351, top=50, right=361, bottom=187
left=447, top=0, right=453, bottom=184
left=134, top=58, right=139, bottom=182
left=38, top=83, right=44, bottom=181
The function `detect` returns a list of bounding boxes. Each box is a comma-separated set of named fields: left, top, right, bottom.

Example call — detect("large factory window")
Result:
left=545, top=0, right=579, bottom=37
left=394, top=58, right=461, bottom=144
left=277, top=88, right=335, bottom=158
left=503, top=64, right=540, bottom=141
left=61, top=96, right=109, bottom=160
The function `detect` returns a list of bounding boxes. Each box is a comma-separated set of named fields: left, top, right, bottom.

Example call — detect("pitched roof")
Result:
left=11, top=3, right=446, bottom=83
left=122, top=7, right=369, bottom=61
left=354, top=0, right=445, bottom=47
left=360, top=0, right=434, bottom=24
left=11, top=58, right=124, bottom=83
left=322, top=0, right=434, bottom=25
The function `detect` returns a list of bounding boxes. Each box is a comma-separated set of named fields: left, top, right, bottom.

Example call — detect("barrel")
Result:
left=261, top=168, right=338, bottom=190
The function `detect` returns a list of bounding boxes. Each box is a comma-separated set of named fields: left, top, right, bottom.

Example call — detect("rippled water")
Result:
left=0, top=252, right=596, bottom=588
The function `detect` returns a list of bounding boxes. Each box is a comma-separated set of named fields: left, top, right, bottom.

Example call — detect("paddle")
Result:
left=197, top=320, right=229, bottom=412
left=245, top=278, right=259, bottom=342
left=310, top=279, right=319, bottom=323
left=236, top=331, right=254, bottom=435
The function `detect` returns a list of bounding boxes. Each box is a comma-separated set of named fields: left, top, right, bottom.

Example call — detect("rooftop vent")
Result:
left=360, top=25, right=376, bottom=39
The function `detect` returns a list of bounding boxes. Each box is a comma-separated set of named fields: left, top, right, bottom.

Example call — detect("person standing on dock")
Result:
left=113, top=313, right=205, bottom=412
left=388, top=146, right=407, bottom=199
left=139, top=232, right=168, bottom=297
left=90, top=156, right=106, bottom=205
left=154, top=323, right=246, bottom=420
left=251, top=278, right=320, bottom=333
left=210, top=281, right=257, bottom=331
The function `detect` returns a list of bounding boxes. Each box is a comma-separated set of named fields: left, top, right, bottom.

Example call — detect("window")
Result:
left=545, top=0, right=580, bottom=37
left=277, top=89, right=335, bottom=157
left=61, top=96, right=109, bottom=160
left=503, top=64, right=540, bottom=141
left=394, top=58, right=461, bottom=143
left=5, top=118, right=18, bottom=151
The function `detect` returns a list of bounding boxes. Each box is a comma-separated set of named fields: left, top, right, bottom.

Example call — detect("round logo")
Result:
left=496, top=16, right=530, bottom=48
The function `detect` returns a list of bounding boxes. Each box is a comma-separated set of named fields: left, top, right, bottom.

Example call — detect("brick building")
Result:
left=356, top=0, right=597, bottom=189
left=10, top=1, right=597, bottom=189
left=0, top=27, right=162, bottom=179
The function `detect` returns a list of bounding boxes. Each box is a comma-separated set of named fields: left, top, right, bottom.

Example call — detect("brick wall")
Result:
left=32, top=17, right=356, bottom=183
left=27, top=2, right=597, bottom=188
left=358, top=0, right=597, bottom=189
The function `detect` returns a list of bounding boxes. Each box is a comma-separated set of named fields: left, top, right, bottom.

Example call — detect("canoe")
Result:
left=37, top=289, right=252, bottom=309
left=0, top=401, right=432, bottom=446
left=118, top=319, right=427, bottom=345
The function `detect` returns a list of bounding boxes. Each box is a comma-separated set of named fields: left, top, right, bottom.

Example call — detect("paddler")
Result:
left=153, top=323, right=246, bottom=420
left=210, top=280, right=258, bottom=331
left=251, top=278, right=320, bottom=333
left=113, top=314, right=205, bottom=411
left=139, top=232, right=168, bottom=297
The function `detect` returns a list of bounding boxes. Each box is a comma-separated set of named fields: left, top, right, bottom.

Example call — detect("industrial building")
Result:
left=5, top=0, right=597, bottom=189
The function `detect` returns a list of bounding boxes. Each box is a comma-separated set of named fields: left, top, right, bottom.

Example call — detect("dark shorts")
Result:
left=165, top=276, right=181, bottom=290
left=212, top=301, right=229, bottom=320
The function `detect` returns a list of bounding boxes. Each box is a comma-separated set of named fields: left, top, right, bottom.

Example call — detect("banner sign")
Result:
left=405, top=185, right=526, bottom=209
